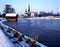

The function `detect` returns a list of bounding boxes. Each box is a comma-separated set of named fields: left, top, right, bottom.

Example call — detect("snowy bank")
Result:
left=25, top=17, right=60, bottom=20
left=0, top=29, right=15, bottom=47
left=0, top=18, right=47, bottom=47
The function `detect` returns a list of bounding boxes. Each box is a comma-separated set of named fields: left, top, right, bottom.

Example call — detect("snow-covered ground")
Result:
left=0, top=29, right=15, bottom=47
left=25, top=17, right=60, bottom=20
left=0, top=18, right=47, bottom=47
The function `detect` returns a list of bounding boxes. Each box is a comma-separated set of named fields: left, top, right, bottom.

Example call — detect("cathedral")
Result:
left=24, top=4, right=35, bottom=17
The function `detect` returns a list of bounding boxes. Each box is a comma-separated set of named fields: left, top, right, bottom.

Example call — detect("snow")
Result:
left=0, top=29, right=15, bottom=47
left=6, top=13, right=17, bottom=17
left=25, top=17, right=60, bottom=20
left=0, top=18, right=47, bottom=47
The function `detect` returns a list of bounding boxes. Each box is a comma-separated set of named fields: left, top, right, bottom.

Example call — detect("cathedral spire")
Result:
left=28, top=4, right=30, bottom=13
left=25, top=9, right=27, bottom=14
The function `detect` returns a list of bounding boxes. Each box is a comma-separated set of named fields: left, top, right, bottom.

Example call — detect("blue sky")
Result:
left=0, top=0, right=60, bottom=14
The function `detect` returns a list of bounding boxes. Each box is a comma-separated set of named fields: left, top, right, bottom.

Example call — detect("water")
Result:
left=3, top=18, right=60, bottom=47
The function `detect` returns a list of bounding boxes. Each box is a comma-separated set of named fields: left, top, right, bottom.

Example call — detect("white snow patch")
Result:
left=25, top=17, right=60, bottom=20
left=0, top=29, right=15, bottom=47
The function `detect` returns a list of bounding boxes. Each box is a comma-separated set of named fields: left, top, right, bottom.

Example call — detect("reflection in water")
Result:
left=3, top=18, right=60, bottom=47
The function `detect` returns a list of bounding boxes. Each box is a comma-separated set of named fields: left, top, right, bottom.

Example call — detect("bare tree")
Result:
left=3, top=4, right=15, bottom=14
left=10, top=8, right=15, bottom=13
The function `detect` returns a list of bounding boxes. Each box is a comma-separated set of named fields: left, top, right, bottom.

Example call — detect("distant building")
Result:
left=28, top=4, right=31, bottom=17
left=5, top=13, right=18, bottom=21
left=22, top=4, right=38, bottom=17
left=0, top=12, right=2, bottom=17
left=39, top=11, right=60, bottom=17
left=30, top=12, right=35, bottom=17
left=30, top=12, right=36, bottom=17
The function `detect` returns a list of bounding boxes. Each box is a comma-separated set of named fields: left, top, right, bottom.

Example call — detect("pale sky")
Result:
left=0, top=0, right=60, bottom=14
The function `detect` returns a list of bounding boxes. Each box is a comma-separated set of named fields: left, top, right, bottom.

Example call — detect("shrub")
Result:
left=30, top=41, right=36, bottom=47
left=21, top=34, right=24, bottom=38
left=7, top=28, right=12, bottom=33
left=26, top=39, right=31, bottom=44
left=13, top=31, right=19, bottom=38
left=18, top=36, right=23, bottom=42
left=30, top=41, right=40, bottom=47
